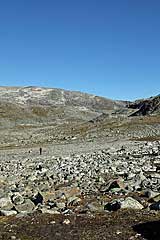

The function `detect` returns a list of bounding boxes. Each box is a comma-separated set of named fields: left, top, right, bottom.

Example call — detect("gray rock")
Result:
left=10, top=236, right=16, bottom=240
left=12, top=193, right=24, bottom=205
left=15, top=212, right=29, bottom=218
left=14, top=199, right=35, bottom=213
left=40, top=208, right=60, bottom=214
left=149, top=194, right=160, bottom=203
left=56, top=202, right=66, bottom=210
left=0, top=197, right=13, bottom=210
left=0, top=210, right=17, bottom=216
left=120, top=197, right=143, bottom=210
left=67, top=196, right=81, bottom=206
left=87, top=201, right=104, bottom=213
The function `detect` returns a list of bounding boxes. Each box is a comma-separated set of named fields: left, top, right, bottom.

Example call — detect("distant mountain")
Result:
left=0, top=86, right=126, bottom=110
left=128, top=95, right=160, bottom=116
left=0, top=86, right=127, bottom=128
left=0, top=86, right=159, bottom=130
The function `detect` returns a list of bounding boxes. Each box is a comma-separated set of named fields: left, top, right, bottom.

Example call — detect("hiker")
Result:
left=39, top=147, right=42, bottom=155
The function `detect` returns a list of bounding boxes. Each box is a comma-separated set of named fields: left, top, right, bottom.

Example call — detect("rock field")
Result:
left=0, top=140, right=160, bottom=217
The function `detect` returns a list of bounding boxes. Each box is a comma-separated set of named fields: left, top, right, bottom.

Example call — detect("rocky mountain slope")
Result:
left=0, top=86, right=126, bottom=109
left=0, top=86, right=128, bottom=128
left=0, top=86, right=159, bottom=149
left=128, top=95, right=160, bottom=116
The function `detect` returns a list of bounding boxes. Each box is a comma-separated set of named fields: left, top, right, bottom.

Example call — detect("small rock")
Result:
left=63, top=187, right=80, bottom=199
left=0, top=210, right=17, bottom=216
left=50, top=221, right=56, bottom=224
left=16, top=212, right=29, bottom=218
left=116, top=230, right=122, bottom=235
left=40, top=208, right=60, bottom=214
left=149, top=194, right=160, bottom=203
left=67, top=196, right=81, bottom=206
left=56, top=201, right=66, bottom=209
left=43, top=191, right=56, bottom=203
left=10, top=236, right=16, bottom=240
left=87, top=201, right=104, bottom=213
left=63, top=219, right=70, bottom=225
left=12, top=193, right=24, bottom=205
left=101, top=178, right=124, bottom=193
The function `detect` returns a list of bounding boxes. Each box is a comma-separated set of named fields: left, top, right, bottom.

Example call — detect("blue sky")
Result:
left=0, top=0, right=160, bottom=100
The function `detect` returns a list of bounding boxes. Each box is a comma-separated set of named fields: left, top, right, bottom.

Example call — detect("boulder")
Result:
left=14, top=199, right=35, bottom=213
left=121, top=197, right=143, bottom=210
left=0, top=210, right=17, bottom=216
left=104, top=200, right=121, bottom=212
left=0, top=197, right=13, bottom=210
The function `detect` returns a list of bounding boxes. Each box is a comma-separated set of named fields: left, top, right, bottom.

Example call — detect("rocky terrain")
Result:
left=0, top=86, right=160, bottom=239
left=128, top=95, right=160, bottom=116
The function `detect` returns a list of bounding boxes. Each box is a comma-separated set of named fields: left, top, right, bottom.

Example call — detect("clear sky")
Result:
left=0, top=0, right=160, bottom=100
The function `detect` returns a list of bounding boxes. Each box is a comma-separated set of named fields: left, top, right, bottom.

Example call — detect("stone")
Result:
left=120, top=197, right=143, bottom=210
left=32, top=192, right=43, bottom=205
left=12, top=193, right=24, bottom=205
left=141, top=190, right=159, bottom=199
left=110, top=188, right=125, bottom=194
left=87, top=201, right=104, bottom=213
left=50, top=221, right=56, bottom=224
left=63, top=187, right=80, bottom=199
left=43, top=191, right=56, bottom=203
left=56, top=201, right=66, bottom=210
left=0, top=210, right=17, bottom=216
left=63, top=219, right=71, bottom=225
left=10, top=236, right=16, bottom=240
left=0, top=197, right=13, bottom=210
left=67, top=196, right=81, bottom=206
left=14, top=199, right=35, bottom=213
left=149, top=194, right=160, bottom=203
left=16, top=212, right=29, bottom=218
left=40, top=208, right=60, bottom=214
left=104, top=200, right=121, bottom=212
left=149, top=201, right=160, bottom=210
left=101, top=178, right=125, bottom=193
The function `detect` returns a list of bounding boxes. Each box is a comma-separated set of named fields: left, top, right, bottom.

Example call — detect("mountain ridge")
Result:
left=0, top=86, right=159, bottom=121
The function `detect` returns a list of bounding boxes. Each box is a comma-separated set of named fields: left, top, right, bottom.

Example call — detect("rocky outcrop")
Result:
left=128, top=95, right=160, bottom=116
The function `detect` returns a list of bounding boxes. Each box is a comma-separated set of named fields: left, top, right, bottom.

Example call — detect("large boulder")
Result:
left=120, top=197, right=143, bottom=210
left=14, top=199, right=35, bottom=213
left=0, top=197, right=13, bottom=210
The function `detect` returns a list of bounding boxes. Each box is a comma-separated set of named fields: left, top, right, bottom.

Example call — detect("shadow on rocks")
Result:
left=133, top=220, right=160, bottom=240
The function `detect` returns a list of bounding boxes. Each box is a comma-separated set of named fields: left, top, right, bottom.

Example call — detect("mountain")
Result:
left=128, top=95, right=160, bottom=116
left=0, top=86, right=126, bottom=110
left=0, top=86, right=128, bottom=128
left=0, top=86, right=159, bottom=149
